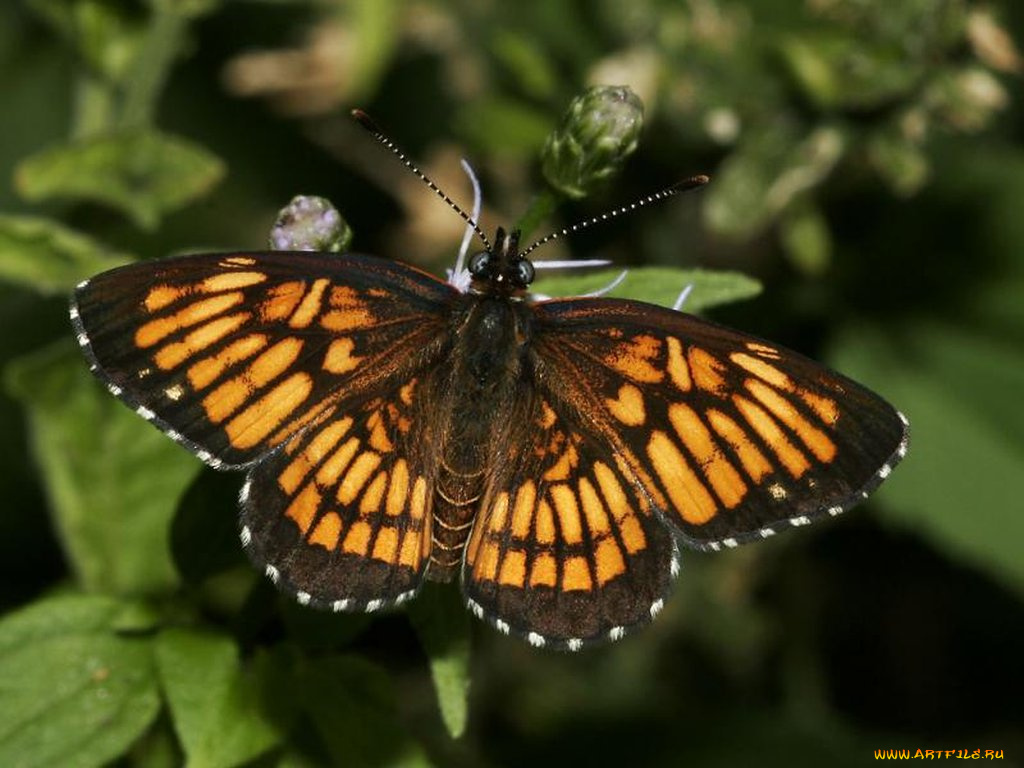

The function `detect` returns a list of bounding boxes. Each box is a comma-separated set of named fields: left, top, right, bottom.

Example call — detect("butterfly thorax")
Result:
left=427, top=234, right=536, bottom=581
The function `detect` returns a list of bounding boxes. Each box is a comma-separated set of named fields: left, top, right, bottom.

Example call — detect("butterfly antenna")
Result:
left=352, top=109, right=492, bottom=253
left=519, top=175, right=710, bottom=259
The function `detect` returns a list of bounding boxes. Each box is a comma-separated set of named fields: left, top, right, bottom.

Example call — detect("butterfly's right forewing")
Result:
left=528, top=297, right=909, bottom=550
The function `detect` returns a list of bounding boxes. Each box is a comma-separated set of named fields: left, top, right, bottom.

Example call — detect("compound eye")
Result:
left=468, top=251, right=492, bottom=277
left=513, top=258, right=535, bottom=287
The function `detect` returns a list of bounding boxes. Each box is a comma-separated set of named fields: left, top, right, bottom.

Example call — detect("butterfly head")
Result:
left=467, top=227, right=535, bottom=296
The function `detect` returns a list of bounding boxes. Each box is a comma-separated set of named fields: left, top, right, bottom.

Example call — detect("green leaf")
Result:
left=0, top=593, right=121, bottom=647
left=15, top=131, right=225, bottom=230
left=24, top=0, right=76, bottom=35
left=407, top=583, right=471, bottom=739
left=121, top=1, right=223, bottom=131
left=830, top=321, right=1024, bottom=596
left=0, top=214, right=132, bottom=295
left=5, top=343, right=201, bottom=596
left=0, top=594, right=161, bottom=768
left=531, top=267, right=762, bottom=312
left=155, top=628, right=282, bottom=768
left=298, top=656, right=432, bottom=768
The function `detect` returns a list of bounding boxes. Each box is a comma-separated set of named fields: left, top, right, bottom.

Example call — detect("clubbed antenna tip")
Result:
left=350, top=108, right=378, bottom=132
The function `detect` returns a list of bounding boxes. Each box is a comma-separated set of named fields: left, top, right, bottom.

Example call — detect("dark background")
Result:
left=1, top=1, right=1022, bottom=766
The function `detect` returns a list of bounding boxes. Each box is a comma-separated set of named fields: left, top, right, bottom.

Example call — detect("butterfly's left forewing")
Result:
left=530, top=297, right=909, bottom=550
left=72, top=251, right=458, bottom=468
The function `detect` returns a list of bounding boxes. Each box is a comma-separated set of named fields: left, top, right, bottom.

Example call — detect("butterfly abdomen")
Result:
left=426, top=297, right=533, bottom=581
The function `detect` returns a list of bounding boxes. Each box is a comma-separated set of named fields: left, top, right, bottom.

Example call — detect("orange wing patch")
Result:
left=533, top=301, right=897, bottom=554
left=239, top=381, right=434, bottom=610
left=668, top=403, right=747, bottom=508
left=187, top=334, right=269, bottom=390
left=706, top=409, right=773, bottom=482
left=257, top=281, right=306, bottom=322
left=272, top=396, right=429, bottom=572
left=320, top=285, right=378, bottom=332
left=466, top=465, right=645, bottom=593
left=288, top=278, right=330, bottom=329
left=603, top=333, right=665, bottom=383
left=463, top=395, right=677, bottom=645
left=153, top=313, right=251, bottom=371
left=462, top=389, right=679, bottom=647
left=731, top=349, right=841, bottom=429
left=605, top=383, right=646, bottom=426
left=201, top=337, right=306, bottom=424
left=73, top=252, right=454, bottom=470
left=224, top=372, right=313, bottom=450
left=744, top=379, right=837, bottom=462
left=665, top=337, right=692, bottom=392
left=646, top=430, right=718, bottom=524
left=323, top=338, right=363, bottom=374
left=688, top=346, right=727, bottom=395
left=136, top=293, right=246, bottom=349
left=142, top=269, right=264, bottom=313
left=733, top=394, right=812, bottom=479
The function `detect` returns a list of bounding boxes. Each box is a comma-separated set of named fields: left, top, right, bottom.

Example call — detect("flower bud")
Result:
left=269, top=195, right=351, bottom=252
left=541, top=85, right=645, bottom=199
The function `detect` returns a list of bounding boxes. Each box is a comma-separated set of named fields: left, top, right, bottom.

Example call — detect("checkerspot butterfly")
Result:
left=70, top=114, right=908, bottom=650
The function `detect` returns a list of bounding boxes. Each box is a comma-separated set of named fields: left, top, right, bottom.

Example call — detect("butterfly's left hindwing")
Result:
left=71, top=251, right=457, bottom=468
left=530, top=298, right=909, bottom=550
left=241, top=378, right=435, bottom=610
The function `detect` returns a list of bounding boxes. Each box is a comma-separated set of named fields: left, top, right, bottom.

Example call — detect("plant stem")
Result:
left=119, top=4, right=188, bottom=130
left=515, top=189, right=560, bottom=240
left=72, top=75, right=115, bottom=139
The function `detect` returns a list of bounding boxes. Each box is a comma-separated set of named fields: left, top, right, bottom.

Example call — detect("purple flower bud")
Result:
left=269, top=195, right=352, bottom=252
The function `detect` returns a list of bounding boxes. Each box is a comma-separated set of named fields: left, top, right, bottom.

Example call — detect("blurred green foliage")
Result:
left=1, top=0, right=1023, bottom=766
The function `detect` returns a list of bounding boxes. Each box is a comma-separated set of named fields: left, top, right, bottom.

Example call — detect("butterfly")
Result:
left=69, top=119, right=908, bottom=651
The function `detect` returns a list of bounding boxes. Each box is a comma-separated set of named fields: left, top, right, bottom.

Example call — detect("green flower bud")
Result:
left=541, top=85, right=645, bottom=199
left=269, top=195, right=352, bottom=252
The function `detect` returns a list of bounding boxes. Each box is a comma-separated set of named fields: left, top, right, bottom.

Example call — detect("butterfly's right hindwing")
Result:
left=463, top=387, right=678, bottom=649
